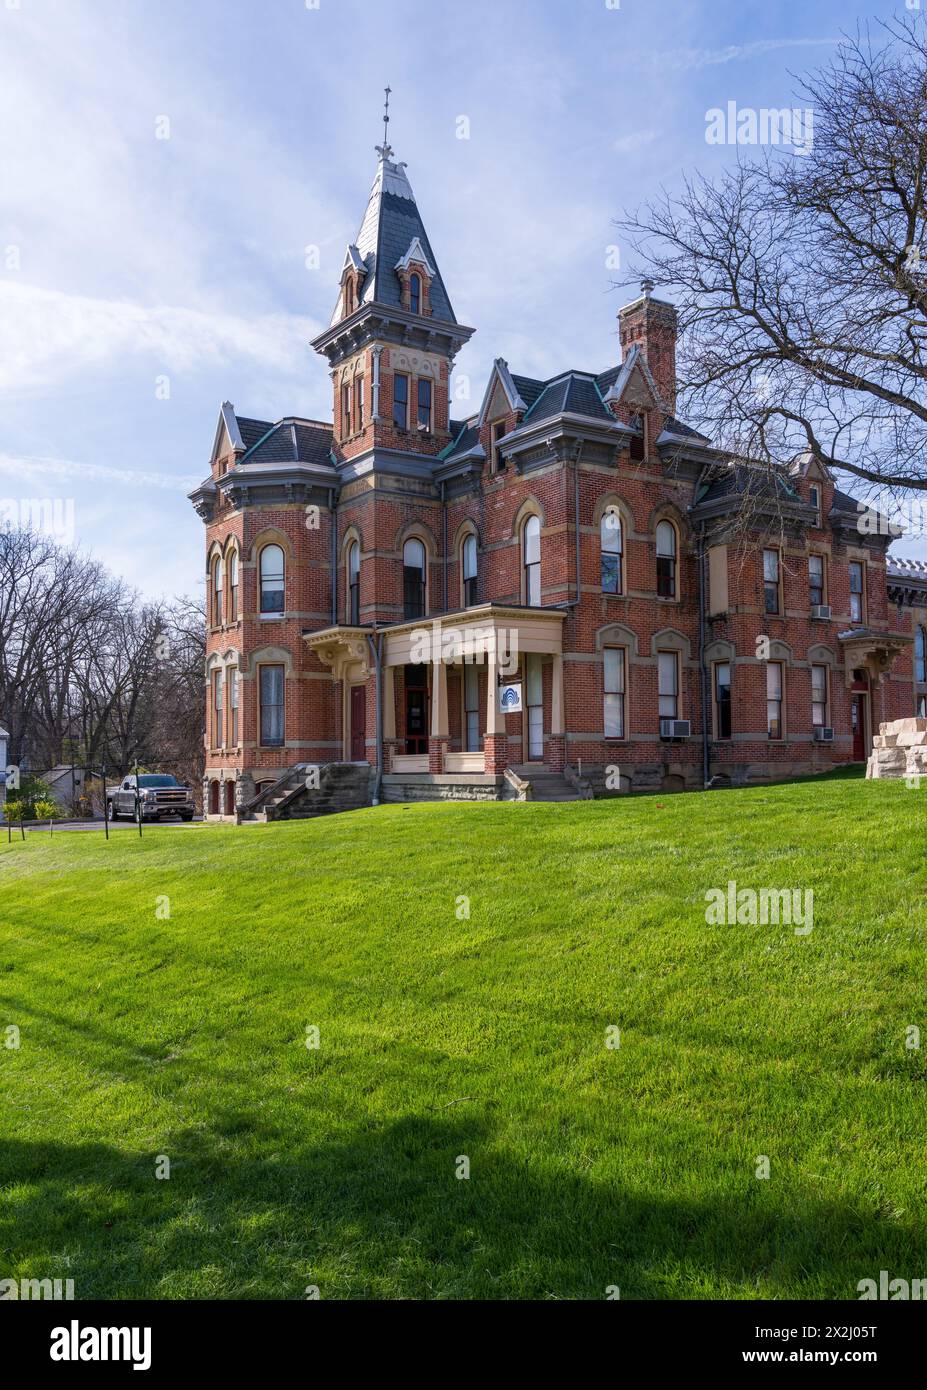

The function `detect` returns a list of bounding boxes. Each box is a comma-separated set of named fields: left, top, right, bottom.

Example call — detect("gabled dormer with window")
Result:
left=602, top=344, right=665, bottom=466
left=473, top=360, right=528, bottom=476
left=395, top=237, right=436, bottom=318
left=788, top=451, right=833, bottom=531
left=338, top=245, right=367, bottom=323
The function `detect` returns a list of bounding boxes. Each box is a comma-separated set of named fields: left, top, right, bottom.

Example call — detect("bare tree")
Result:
left=0, top=527, right=205, bottom=792
left=616, top=16, right=927, bottom=500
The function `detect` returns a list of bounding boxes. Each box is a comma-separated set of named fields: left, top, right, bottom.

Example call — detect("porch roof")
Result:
left=837, top=627, right=912, bottom=686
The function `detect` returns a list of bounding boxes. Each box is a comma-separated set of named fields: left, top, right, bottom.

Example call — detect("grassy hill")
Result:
left=2, top=771, right=926, bottom=1300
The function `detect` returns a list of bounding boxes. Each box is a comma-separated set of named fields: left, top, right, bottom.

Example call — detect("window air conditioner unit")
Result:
left=660, top=719, right=691, bottom=739
left=814, top=726, right=835, bottom=742
left=811, top=604, right=832, bottom=619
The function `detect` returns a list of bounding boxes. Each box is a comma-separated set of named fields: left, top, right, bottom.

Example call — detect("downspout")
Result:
left=441, top=480, right=448, bottom=612
left=696, top=520, right=711, bottom=790
left=574, top=440, right=584, bottom=605
left=366, top=631, right=383, bottom=806
left=329, top=487, right=338, bottom=626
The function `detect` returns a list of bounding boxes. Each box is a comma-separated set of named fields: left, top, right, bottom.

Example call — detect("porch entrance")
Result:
left=851, top=694, right=867, bottom=761
left=404, top=663, right=429, bottom=755
left=350, top=685, right=366, bottom=762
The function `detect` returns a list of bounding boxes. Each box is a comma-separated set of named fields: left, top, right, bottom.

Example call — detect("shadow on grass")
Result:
left=2, top=1115, right=922, bottom=1300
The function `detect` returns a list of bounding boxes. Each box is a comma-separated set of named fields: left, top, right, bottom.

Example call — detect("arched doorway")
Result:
left=224, top=780, right=235, bottom=815
left=209, top=780, right=219, bottom=815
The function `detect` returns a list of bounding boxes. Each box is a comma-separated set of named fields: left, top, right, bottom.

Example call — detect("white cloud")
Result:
left=651, top=38, right=838, bottom=73
left=613, top=130, right=657, bottom=154
left=0, top=282, right=317, bottom=393
left=0, top=452, right=199, bottom=492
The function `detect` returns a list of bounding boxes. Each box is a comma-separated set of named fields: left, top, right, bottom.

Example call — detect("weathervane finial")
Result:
left=376, top=86, right=394, bottom=162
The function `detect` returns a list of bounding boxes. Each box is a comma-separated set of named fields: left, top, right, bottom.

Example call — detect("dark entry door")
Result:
left=851, top=696, right=866, bottom=761
left=405, top=664, right=429, bottom=754
left=350, top=685, right=366, bottom=761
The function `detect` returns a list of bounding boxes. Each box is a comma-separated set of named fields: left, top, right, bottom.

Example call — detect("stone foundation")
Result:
left=866, top=718, right=927, bottom=780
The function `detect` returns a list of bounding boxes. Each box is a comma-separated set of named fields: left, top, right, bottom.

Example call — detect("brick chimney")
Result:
left=618, top=281, right=678, bottom=415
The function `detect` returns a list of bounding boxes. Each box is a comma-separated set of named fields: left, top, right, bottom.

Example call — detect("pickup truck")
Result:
left=106, top=774, right=196, bottom=822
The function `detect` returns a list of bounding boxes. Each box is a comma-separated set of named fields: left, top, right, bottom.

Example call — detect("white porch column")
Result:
left=551, top=653, right=564, bottom=736
left=430, top=657, right=449, bottom=738
left=485, top=647, right=501, bottom=736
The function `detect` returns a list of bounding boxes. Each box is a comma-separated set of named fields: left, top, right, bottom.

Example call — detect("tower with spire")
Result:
left=311, top=90, right=474, bottom=464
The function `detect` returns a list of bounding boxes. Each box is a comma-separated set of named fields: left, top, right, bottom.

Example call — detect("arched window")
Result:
left=523, top=515, right=541, bottom=606
left=917, top=625, right=927, bottom=684
left=259, top=544, right=285, bottom=614
left=344, top=280, right=354, bottom=316
left=347, top=541, right=360, bottom=625
left=211, top=555, right=222, bottom=626
left=410, top=273, right=421, bottom=315
left=403, top=538, right=426, bottom=619
left=656, top=520, right=677, bottom=599
left=601, top=510, right=623, bottom=594
left=462, top=532, right=478, bottom=607
left=227, top=549, right=238, bottom=623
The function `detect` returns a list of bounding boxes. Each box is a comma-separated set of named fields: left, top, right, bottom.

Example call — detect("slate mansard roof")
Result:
left=331, top=155, right=457, bottom=327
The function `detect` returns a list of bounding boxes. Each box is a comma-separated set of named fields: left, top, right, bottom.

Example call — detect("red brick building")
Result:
left=189, top=139, right=927, bottom=818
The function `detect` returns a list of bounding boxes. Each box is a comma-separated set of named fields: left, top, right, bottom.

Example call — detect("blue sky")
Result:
left=1, top=0, right=916, bottom=599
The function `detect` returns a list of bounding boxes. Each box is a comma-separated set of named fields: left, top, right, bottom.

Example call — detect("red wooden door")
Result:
left=350, top=686, right=366, bottom=761
left=851, top=696, right=865, bottom=760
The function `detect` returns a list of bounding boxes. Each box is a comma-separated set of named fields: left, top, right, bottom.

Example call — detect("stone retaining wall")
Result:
left=866, top=718, right=927, bottom=779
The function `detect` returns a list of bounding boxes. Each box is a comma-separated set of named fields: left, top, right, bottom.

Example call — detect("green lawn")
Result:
left=2, top=772, right=926, bottom=1300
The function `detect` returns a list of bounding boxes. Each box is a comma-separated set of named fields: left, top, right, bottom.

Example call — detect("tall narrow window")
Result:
left=714, top=661, right=732, bottom=739
left=355, top=376, right=364, bottom=432
left=417, top=378, right=432, bottom=431
left=464, top=663, right=480, bottom=751
left=491, top=420, right=506, bottom=472
left=462, top=532, right=478, bottom=607
left=658, top=650, right=679, bottom=722
left=811, top=664, right=828, bottom=727
left=809, top=484, right=820, bottom=523
left=260, top=665, right=284, bottom=746
left=604, top=647, right=626, bottom=738
left=409, top=272, right=421, bottom=315
left=403, top=538, right=426, bottom=619
left=523, top=515, right=541, bottom=605
left=763, top=549, right=781, bottom=615
left=229, top=669, right=239, bottom=746
left=917, top=625, right=927, bottom=683
left=601, top=510, right=623, bottom=594
left=849, top=562, right=865, bottom=623
left=213, top=669, right=224, bottom=748
left=767, top=661, right=784, bottom=739
left=393, top=373, right=409, bottom=430
left=341, top=382, right=352, bottom=436
left=212, top=556, right=222, bottom=626
left=656, top=521, right=677, bottom=599
left=228, top=550, right=238, bottom=622
left=347, top=541, right=360, bottom=624
left=344, top=281, right=354, bottom=316
left=259, top=545, right=285, bottom=614
left=809, top=554, right=824, bottom=609
left=629, top=412, right=645, bottom=461
left=525, top=654, right=543, bottom=760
